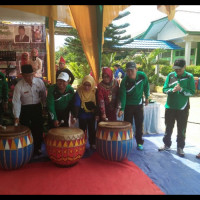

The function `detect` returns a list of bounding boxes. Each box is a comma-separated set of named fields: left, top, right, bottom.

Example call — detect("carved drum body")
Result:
left=45, top=127, right=86, bottom=166
left=0, top=125, right=34, bottom=170
left=96, top=121, right=134, bottom=161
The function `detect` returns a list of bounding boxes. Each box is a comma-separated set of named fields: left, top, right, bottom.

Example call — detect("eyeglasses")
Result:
left=83, top=83, right=91, bottom=87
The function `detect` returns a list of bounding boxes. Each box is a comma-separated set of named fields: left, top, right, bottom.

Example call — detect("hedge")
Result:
left=160, top=65, right=200, bottom=77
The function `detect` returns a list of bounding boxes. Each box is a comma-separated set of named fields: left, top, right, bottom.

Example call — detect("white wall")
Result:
left=157, top=21, right=186, bottom=40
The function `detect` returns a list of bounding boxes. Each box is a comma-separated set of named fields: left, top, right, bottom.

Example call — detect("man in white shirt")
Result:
left=12, top=64, right=47, bottom=156
left=29, top=48, right=43, bottom=78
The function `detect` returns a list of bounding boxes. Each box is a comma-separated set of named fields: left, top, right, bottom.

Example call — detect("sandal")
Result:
left=196, top=153, right=200, bottom=159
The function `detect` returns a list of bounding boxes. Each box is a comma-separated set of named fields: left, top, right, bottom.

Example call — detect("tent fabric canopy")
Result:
left=0, top=5, right=177, bottom=83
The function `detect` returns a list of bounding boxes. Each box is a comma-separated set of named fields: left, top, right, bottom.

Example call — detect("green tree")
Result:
left=103, top=10, right=134, bottom=53
left=64, top=28, right=88, bottom=65
left=55, top=28, right=91, bottom=79
left=133, top=49, right=169, bottom=75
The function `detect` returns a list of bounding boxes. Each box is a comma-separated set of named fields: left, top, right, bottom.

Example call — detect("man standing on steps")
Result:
left=158, top=58, right=195, bottom=157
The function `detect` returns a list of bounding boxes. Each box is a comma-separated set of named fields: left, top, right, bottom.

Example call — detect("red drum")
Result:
left=45, top=127, right=86, bottom=166
left=96, top=121, right=134, bottom=161
left=0, top=125, right=34, bottom=170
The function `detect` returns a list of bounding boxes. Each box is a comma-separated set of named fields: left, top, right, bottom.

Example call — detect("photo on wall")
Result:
left=14, top=25, right=31, bottom=43
left=0, top=24, right=14, bottom=40
left=31, top=25, right=45, bottom=43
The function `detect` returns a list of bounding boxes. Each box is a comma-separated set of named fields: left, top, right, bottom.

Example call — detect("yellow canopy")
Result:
left=0, top=5, right=177, bottom=83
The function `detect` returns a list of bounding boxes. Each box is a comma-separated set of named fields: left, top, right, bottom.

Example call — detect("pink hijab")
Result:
left=102, top=67, right=113, bottom=82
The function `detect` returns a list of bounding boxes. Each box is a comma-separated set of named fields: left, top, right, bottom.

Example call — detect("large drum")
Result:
left=45, top=127, right=86, bottom=166
left=0, top=125, right=34, bottom=170
left=96, top=121, right=134, bottom=161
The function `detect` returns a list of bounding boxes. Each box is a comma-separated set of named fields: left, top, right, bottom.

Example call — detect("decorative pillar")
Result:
left=49, top=17, right=56, bottom=84
left=185, top=41, right=191, bottom=66
left=170, top=50, right=173, bottom=65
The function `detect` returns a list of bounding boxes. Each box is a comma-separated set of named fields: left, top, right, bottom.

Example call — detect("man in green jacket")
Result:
left=158, top=58, right=195, bottom=157
left=47, top=72, right=74, bottom=128
left=118, top=62, right=150, bottom=151
left=0, top=72, right=8, bottom=126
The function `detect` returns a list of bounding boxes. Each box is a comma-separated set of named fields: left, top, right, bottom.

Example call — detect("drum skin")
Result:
left=45, top=127, right=86, bottom=166
left=96, top=121, right=134, bottom=161
left=0, top=125, right=34, bottom=170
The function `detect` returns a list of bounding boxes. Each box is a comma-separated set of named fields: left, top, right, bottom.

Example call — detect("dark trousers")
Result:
left=163, top=108, right=189, bottom=149
left=20, top=103, right=44, bottom=152
left=48, top=110, right=69, bottom=129
left=0, top=102, right=3, bottom=125
left=79, top=116, right=96, bottom=146
left=124, top=105, right=144, bottom=145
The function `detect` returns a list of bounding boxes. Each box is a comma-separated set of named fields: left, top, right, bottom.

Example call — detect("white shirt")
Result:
left=12, top=77, right=47, bottom=118
left=29, top=57, right=43, bottom=78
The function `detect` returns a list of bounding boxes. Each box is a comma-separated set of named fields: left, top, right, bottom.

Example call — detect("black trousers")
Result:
left=163, top=108, right=189, bottom=149
left=48, top=109, right=70, bottom=129
left=79, top=116, right=96, bottom=146
left=20, top=103, right=44, bottom=152
left=0, top=102, right=3, bottom=125
left=124, top=104, right=144, bottom=145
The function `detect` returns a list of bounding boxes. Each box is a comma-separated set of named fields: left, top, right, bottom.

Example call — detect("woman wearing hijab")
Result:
left=97, top=67, right=120, bottom=121
left=73, top=75, right=99, bottom=150
left=21, top=52, right=30, bottom=66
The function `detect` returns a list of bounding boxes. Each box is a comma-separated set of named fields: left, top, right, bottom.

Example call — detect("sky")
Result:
left=54, top=5, right=200, bottom=51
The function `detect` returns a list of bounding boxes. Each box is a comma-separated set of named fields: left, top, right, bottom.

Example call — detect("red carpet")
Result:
left=0, top=152, right=164, bottom=195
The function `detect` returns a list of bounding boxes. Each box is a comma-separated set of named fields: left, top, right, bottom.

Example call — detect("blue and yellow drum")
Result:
left=96, top=121, right=134, bottom=161
left=0, top=125, right=34, bottom=170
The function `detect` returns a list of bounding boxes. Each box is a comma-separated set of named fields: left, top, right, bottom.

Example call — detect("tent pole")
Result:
left=49, top=17, right=56, bottom=84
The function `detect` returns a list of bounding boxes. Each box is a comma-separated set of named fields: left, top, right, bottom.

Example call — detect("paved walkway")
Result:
left=150, top=92, right=200, bottom=147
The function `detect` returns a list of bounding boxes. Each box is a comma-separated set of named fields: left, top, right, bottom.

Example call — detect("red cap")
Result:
left=59, top=56, right=65, bottom=64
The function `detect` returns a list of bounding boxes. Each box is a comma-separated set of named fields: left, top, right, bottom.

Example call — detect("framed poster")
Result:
left=14, top=25, right=31, bottom=43
left=31, top=25, right=45, bottom=43
left=0, top=25, right=14, bottom=40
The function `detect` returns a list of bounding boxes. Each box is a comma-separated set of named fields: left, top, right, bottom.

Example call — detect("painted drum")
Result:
left=96, top=121, right=134, bottom=161
left=0, top=125, right=34, bottom=170
left=45, top=127, right=86, bottom=166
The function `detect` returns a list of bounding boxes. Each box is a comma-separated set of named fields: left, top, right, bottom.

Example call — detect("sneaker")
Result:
left=158, top=145, right=171, bottom=151
left=137, top=144, right=143, bottom=151
left=177, top=148, right=185, bottom=157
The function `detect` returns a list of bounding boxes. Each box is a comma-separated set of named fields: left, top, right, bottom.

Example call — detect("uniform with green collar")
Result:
left=47, top=84, right=74, bottom=121
left=119, top=71, right=150, bottom=111
left=163, top=70, right=195, bottom=110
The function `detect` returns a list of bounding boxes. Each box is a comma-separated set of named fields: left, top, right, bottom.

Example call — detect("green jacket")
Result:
left=47, top=84, right=74, bottom=120
left=119, top=71, right=150, bottom=111
left=0, top=72, right=8, bottom=103
left=163, top=70, right=195, bottom=110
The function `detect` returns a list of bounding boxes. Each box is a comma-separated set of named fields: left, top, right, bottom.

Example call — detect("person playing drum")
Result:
left=0, top=71, right=8, bottom=127
left=73, top=75, right=99, bottom=150
left=97, top=67, right=120, bottom=121
left=47, top=72, right=74, bottom=128
left=118, top=62, right=150, bottom=151
left=12, top=64, right=47, bottom=156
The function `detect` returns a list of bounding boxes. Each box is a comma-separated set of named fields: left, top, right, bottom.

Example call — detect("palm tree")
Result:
left=133, top=49, right=169, bottom=76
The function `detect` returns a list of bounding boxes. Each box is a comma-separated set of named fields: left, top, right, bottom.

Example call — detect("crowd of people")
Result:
left=0, top=56, right=199, bottom=159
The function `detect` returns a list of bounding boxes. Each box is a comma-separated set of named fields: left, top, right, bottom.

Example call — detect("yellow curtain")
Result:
left=0, top=5, right=76, bottom=28
left=157, top=5, right=178, bottom=20
left=0, top=5, right=178, bottom=83
left=0, top=5, right=130, bottom=83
